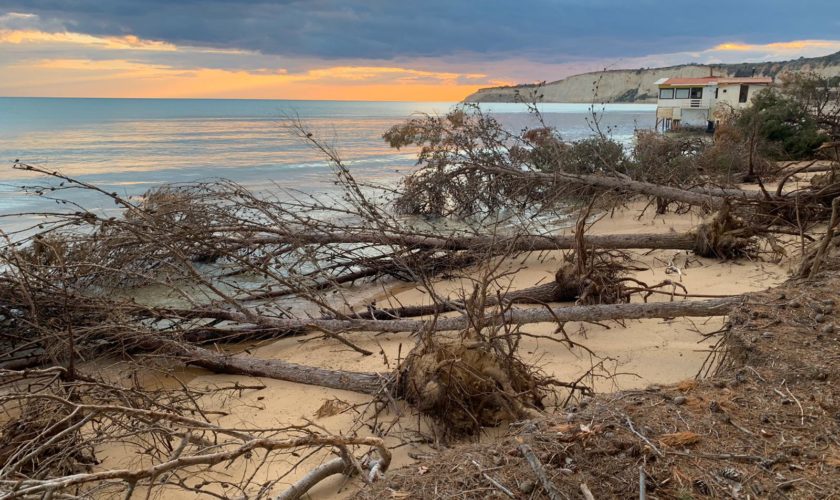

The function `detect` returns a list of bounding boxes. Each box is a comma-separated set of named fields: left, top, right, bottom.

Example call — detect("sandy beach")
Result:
left=96, top=199, right=791, bottom=498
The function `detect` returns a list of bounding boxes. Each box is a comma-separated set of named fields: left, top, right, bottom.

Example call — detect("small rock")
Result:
left=761, top=331, right=775, bottom=339
left=822, top=299, right=835, bottom=306
left=674, top=396, right=687, bottom=405
left=821, top=323, right=835, bottom=334
left=519, top=422, right=539, bottom=434
left=788, top=300, right=802, bottom=308
left=519, top=480, right=536, bottom=494
left=815, top=313, right=826, bottom=323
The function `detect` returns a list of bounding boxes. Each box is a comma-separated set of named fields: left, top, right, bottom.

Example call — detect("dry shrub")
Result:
left=541, top=137, right=628, bottom=175
left=0, top=397, right=91, bottom=476
left=398, top=336, right=544, bottom=436
left=629, top=130, right=704, bottom=186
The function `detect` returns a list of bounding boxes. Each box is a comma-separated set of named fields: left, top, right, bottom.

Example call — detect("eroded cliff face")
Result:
left=464, top=51, right=840, bottom=103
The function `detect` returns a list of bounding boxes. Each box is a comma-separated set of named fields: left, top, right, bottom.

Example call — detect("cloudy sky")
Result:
left=1, top=1, right=839, bottom=100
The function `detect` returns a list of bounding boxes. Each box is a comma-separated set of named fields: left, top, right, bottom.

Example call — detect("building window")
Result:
left=675, top=88, right=690, bottom=99
left=659, top=88, right=674, bottom=99
left=690, top=87, right=703, bottom=99
left=739, top=85, right=749, bottom=103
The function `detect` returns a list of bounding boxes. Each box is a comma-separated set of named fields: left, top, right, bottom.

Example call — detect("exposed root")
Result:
left=691, top=205, right=757, bottom=259
left=398, top=336, right=545, bottom=436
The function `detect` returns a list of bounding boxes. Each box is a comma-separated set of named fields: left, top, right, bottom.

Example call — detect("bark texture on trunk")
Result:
left=182, top=345, right=389, bottom=395
left=229, top=231, right=699, bottom=252
left=167, top=297, right=741, bottom=396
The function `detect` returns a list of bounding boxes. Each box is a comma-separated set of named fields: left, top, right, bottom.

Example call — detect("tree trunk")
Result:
left=543, top=170, right=758, bottom=209
left=475, top=166, right=759, bottom=209
left=155, top=295, right=740, bottom=341
left=170, top=296, right=742, bottom=394
left=180, top=345, right=389, bottom=395
left=230, top=231, right=699, bottom=253
left=352, top=281, right=574, bottom=320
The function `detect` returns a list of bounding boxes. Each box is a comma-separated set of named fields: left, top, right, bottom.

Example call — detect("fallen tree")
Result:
left=0, top=101, right=834, bottom=498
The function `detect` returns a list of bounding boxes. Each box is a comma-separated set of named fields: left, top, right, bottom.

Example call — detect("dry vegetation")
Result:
left=0, top=72, right=837, bottom=498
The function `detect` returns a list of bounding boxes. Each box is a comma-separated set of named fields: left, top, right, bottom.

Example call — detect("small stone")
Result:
left=789, top=300, right=802, bottom=308
left=815, top=313, right=826, bottom=323
left=519, top=422, right=539, bottom=434
left=674, top=396, right=687, bottom=405
left=761, top=331, right=774, bottom=339
left=821, top=323, right=835, bottom=334
left=822, top=299, right=835, bottom=306
left=519, top=480, right=536, bottom=494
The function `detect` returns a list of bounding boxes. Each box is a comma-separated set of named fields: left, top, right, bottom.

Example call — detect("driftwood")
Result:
left=180, top=345, right=389, bottom=395
left=276, top=458, right=350, bottom=500
left=519, top=444, right=563, bottom=500
left=236, top=230, right=701, bottom=252
left=154, top=296, right=739, bottom=336
left=159, top=297, right=741, bottom=396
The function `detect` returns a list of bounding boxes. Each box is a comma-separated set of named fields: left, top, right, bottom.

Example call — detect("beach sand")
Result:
left=100, top=200, right=791, bottom=498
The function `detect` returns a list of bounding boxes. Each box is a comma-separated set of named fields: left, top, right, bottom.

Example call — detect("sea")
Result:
left=0, top=98, right=655, bottom=232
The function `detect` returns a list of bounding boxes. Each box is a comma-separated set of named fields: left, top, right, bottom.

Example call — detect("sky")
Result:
left=1, top=1, right=839, bottom=101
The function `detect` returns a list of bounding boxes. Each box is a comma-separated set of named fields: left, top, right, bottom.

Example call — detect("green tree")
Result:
left=736, top=87, right=827, bottom=160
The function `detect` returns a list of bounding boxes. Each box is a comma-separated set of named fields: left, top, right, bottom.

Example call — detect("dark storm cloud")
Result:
left=3, top=0, right=839, bottom=61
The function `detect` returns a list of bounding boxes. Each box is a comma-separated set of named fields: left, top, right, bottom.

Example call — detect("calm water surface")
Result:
left=0, top=98, right=655, bottom=229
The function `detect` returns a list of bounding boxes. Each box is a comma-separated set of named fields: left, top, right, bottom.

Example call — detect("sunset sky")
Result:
left=1, top=1, right=839, bottom=101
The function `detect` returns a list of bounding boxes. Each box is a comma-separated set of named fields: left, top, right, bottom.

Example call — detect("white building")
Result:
left=654, top=76, right=773, bottom=131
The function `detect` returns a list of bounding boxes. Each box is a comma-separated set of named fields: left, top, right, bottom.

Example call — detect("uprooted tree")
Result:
left=1, top=78, right=839, bottom=497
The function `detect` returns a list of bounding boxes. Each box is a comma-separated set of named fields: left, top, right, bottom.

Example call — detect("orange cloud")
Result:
left=713, top=39, right=840, bottom=52
left=0, top=29, right=178, bottom=51
left=0, top=24, right=493, bottom=100
left=5, top=58, right=487, bottom=101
